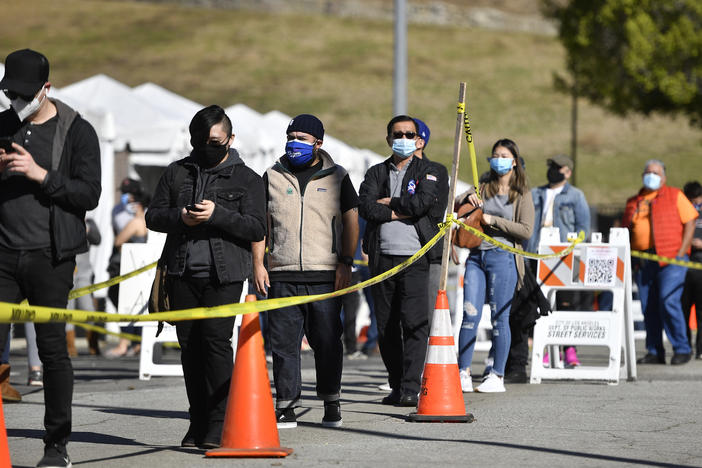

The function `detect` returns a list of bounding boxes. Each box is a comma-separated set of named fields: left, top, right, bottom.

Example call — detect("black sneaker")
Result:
left=37, top=442, right=72, bottom=467
left=276, top=408, right=297, bottom=429
left=322, top=400, right=342, bottom=428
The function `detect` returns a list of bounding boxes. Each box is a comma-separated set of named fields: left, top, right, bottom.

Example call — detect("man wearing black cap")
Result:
left=0, top=49, right=101, bottom=467
left=252, top=114, right=359, bottom=429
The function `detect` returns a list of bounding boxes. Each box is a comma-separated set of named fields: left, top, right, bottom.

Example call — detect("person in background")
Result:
left=457, top=138, right=533, bottom=393
left=359, top=115, right=440, bottom=407
left=253, top=113, right=359, bottom=429
left=412, top=118, right=449, bottom=327
left=66, top=218, right=101, bottom=356
left=147, top=105, right=265, bottom=449
left=106, top=191, right=149, bottom=358
left=681, top=181, right=702, bottom=359
left=622, top=160, right=697, bottom=365
left=526, top=154, right=590, bottom=371
left=0, top=48, right=101, bottom=467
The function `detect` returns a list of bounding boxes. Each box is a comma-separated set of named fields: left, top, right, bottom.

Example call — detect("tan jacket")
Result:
left=266, top=150, right=346, bottom=272
left=456, top=186, right=535, bottom=288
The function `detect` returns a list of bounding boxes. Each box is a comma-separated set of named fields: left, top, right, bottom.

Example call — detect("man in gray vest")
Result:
left=253, top=114, right=359, bottom=429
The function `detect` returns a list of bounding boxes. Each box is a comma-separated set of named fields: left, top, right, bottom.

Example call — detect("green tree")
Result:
left=544, top=0, right=702, bottom=125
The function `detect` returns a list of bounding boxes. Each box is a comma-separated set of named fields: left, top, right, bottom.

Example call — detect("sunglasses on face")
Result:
left=3, top=90, right=34, bottom=101
left=391, top=131, right=417, bottom=139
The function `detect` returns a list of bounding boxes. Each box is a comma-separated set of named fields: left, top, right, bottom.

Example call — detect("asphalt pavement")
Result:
left=3, top=336, right=702, bottom=468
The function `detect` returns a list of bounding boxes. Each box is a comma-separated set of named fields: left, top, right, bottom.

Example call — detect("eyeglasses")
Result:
left=3, top=90, right=34, bottom=101
left=391, top=131, right=417, bottom=139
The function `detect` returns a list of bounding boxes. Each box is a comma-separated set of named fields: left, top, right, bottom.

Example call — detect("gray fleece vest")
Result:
left=266, top=151, right=345, bottom=272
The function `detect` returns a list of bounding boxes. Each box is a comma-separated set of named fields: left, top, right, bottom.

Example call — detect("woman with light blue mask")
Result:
left=456, top=138, right=534, bottom=393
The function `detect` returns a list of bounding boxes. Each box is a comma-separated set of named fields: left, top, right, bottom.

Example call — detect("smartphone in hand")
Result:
left=0, top=137, right=16, bottom=154
left=185, top=203, right=203, bottom=213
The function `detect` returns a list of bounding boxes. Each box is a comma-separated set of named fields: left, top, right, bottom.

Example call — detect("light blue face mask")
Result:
left=392, top=138, right=416, bottom=159
left=489, top=157, right=513, bottom=175
left=643, top=173, right=662, bottom=191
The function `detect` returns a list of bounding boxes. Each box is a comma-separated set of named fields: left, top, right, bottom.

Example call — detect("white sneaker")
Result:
left=378, top=382, right=391, bottom=391
left=475, top=372, right=505, bottom=393
left=459, top=369, right=473, bottom=393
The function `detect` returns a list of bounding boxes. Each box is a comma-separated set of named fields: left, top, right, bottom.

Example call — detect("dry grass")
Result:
left=2, top=0, right=700, bottom=205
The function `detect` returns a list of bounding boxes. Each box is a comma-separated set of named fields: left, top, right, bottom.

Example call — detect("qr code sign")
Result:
left=585, top=257, right=616, bottom=285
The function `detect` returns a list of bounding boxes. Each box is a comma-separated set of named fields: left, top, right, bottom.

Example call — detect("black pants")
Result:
left=169, top=276, right=242, bottom=439
left=268, top=281, right=343, bottom=408
left=0, top=245, right=75, bottom=446
left=682, top=266, right=702, bottom=356
left=371, top=255, right=428, bottom=395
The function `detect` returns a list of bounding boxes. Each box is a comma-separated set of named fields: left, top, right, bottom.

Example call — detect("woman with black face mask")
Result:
left=145, top=105, right=266, bottom=449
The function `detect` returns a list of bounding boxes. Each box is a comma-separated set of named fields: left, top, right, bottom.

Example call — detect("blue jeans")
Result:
left=635, top=257, right=691, bottom=355
left=268, top=281, right=343, bottom=408
left=459, top=248, right=517, bottom=376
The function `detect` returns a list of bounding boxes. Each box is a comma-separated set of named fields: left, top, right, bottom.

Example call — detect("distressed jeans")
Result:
left=458, top=248, right=517, bottom=376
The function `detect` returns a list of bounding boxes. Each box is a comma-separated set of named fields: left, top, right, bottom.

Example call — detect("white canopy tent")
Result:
left=1, top=68, right=469, bottom=302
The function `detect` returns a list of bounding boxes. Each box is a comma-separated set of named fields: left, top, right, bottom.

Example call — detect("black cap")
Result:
left=120, top=178, right=144, bottom=196
left=286, top=114, right=324, bottom=140
left=0, top=49, right=50, bottom=96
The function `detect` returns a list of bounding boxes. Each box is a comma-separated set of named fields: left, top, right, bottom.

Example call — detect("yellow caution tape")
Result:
left=0, top=222, right=452, bottom=324
left=68, top=261, right=158, bottom=300
left=71, top=321, right=180, bottom=348
left=452, top=217, right=585, bottom=259
left=630, top=250, right=702, bottom=270
left=457, top=102, right=465, bottom=114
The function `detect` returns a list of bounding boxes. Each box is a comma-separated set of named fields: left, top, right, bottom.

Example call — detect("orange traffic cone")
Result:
left=408, top=289, right=473, bottom=423
left=0, top=398, right=11, bottom=466
left=206, top=294, right=293, bottom=458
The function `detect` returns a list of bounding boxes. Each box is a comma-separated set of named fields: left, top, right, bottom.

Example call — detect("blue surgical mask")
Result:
left=643, top=173, right=661, bottom=191
left=285, top=139, right=315, bottom=167
left=392, top=139, right=416, bottom=159
left=490, top=157, right=513, bottom=175
left=120, top=193, right=130, bottom=206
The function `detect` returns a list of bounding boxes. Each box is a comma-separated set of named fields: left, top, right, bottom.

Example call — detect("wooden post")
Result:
left=439, top=83, right=466, bottom=291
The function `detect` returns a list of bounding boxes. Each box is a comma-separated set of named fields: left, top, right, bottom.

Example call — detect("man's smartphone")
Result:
left=185, top=204, right=203, bottom=213
left=0, top=137, right=16, bottom=154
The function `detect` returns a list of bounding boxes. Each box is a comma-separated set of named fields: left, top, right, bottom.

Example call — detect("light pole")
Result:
left=393, top=0, right=407, bottom=116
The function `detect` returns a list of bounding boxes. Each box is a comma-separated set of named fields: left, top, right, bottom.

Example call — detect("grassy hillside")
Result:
left=2, top=0, right=701, bottom=207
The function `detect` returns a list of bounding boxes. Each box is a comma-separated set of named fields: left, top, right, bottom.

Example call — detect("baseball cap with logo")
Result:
left=413, top=118, right=430, bottom=146
left=0, top=49, right=50, bottom=97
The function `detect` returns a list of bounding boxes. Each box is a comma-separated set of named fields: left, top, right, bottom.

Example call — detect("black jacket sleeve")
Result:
left=389, top=160, right=440, bottom=218
left=40, top=118, right=101, bottom=211
left=358, top=164, right=392, bottom=223
left=209, top=168, right=266, bottom=242
left=145, top=163, right=187, bottom=234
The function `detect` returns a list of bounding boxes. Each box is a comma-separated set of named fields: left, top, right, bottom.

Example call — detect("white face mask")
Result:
left=11, top=85, right=46, bottom=121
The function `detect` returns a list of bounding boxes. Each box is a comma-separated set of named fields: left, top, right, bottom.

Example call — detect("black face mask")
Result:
left=194, top=143, right=228, bottom=168
left=547, top=165, right=566, bottom=184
